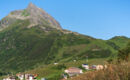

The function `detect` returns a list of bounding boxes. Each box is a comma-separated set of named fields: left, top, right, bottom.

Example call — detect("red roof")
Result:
left=66, top=67, right=81, bottom=73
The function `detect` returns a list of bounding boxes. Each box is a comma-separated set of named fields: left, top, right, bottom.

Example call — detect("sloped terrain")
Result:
left=0, top=3, right=129, bottom=77
left=0, top=19, right=129, bottom=73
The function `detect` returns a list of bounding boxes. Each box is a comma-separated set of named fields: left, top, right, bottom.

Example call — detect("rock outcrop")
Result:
left=0, top=3, right=62, bottom=30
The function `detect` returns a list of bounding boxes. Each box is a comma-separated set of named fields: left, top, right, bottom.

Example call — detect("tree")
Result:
left=107, top=58, right=113, bottom=64
left=118, top=42, right=130, bottom=62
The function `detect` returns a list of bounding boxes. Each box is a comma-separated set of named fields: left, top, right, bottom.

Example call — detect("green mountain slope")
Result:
left=0, top=19, right=129, bottom=72
left=108, top=36, right=130, bottom=48
left=0, top=3, right=129, bottom=75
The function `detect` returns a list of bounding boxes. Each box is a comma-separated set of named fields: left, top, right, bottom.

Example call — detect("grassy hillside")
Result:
left=108, top=36, right=130, bottom=49
left=25, top=58, right=107, bottom=80
left=0, top=3, right=129, bottom=80
left=69, top=42, right=130, bottom=80
left=0, top=19, right=129, bottom=79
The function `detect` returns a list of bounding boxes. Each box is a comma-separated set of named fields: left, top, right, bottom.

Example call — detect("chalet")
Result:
left=41, top=78, right=47, bottom=80
left=64, top=67, right=83, bottom=77
left=16, top=73, right=24, bottom=80
left=90, top=65, right=97, bottom=69
left=96, top=65, right=104, bottom=70
left=3, top=76, right=16, bottom=80
left=82, top=64, right=89, bottom=70
left=16, top=73, right=38, bottom=80
left=104, top=65, right=108, bottom=69
left=25, top=74, right=34, bottom=80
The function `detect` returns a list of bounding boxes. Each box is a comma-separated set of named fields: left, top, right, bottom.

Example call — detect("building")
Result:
left=82, top=64, right=89, bottom=70
left=96, top=65, right=104, bottom=70
left=54, top=63, right=58, bottom=65
left=65, top=67, right=83, bottom=77
left=41, top=78, right=46, bottom=80
left=62, top=74, right=68, bottom=79
left=90, top=65, right=97, bottom=69
left=16, top=73, right=35, bottom=80
left=3, top=76, right=16, bottom=80
left=25, top=74, right=34, bottom=80
left=104, top=65, right=108, bottom=69
left=16, top=73, right=24, bottom=80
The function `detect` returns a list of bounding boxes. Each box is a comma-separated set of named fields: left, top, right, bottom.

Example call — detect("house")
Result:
left=96, top=65, right=104, bottom=70
left=62, top=74, right=68, bottom=79
left=16, top=73, right=24, bottom=80
left=3, top=76, right=16, bottom=80
left=90, top=65, right=97, bottom=69
left=65, top=67, right=83, bottom=77
left=33, top=74, right=38, bottom=78
left=25, top=74, right=34, bottom=80
left=82, top=64, right=89, bottom=70
left=29, top=75, right=34, bottom=80
left=16, top=73, right=38, bottom=80
left=41, top=78, right=47, bottom=80
left=54, top=63, right=58, bottom=65
left=89, top=65, right=107, bottom=70
left=104, top=65, right=108, bottom=69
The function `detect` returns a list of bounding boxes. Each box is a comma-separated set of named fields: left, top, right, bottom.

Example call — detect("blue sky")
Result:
left=0, top=0, right=130, bottom=40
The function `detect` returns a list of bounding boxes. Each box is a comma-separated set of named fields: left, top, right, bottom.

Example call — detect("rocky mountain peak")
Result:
left=26, top=2, right=62, bottom=30
left=0, top=3, right=62, bottom=30
left=27, top=2, right=39, bottom=12
left=28, top=2, right=37, bottom=8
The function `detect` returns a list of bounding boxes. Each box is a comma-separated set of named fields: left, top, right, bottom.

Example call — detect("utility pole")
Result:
left=86, top=56, right=88, bottom=63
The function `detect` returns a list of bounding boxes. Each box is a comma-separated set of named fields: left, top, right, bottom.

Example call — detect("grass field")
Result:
left=24, top=58, right=107, bottom=80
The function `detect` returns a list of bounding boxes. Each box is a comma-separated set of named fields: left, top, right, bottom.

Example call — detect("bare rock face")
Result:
left=0, top=3, right=62, bottom=30
left=26, top=3, right=62, bottom=29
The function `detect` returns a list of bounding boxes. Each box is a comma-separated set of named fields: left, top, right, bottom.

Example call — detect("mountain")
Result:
left=0, top=3, right=129, bottom=73
left=107, top=36, right=130, bottom=50
left=0, top=3, right=61, bottom=31
left=69, top=42, right=130, bottom=80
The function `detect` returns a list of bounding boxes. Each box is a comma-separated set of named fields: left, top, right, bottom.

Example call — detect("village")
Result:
left=3, top=63, right=108, bottom=80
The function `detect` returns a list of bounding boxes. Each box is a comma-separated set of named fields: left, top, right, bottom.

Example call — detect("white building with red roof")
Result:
left=65, top=67, right=83, bottom=77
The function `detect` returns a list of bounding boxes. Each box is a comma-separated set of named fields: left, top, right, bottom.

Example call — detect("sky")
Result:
left=0, top=0, right=130, bottom=40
